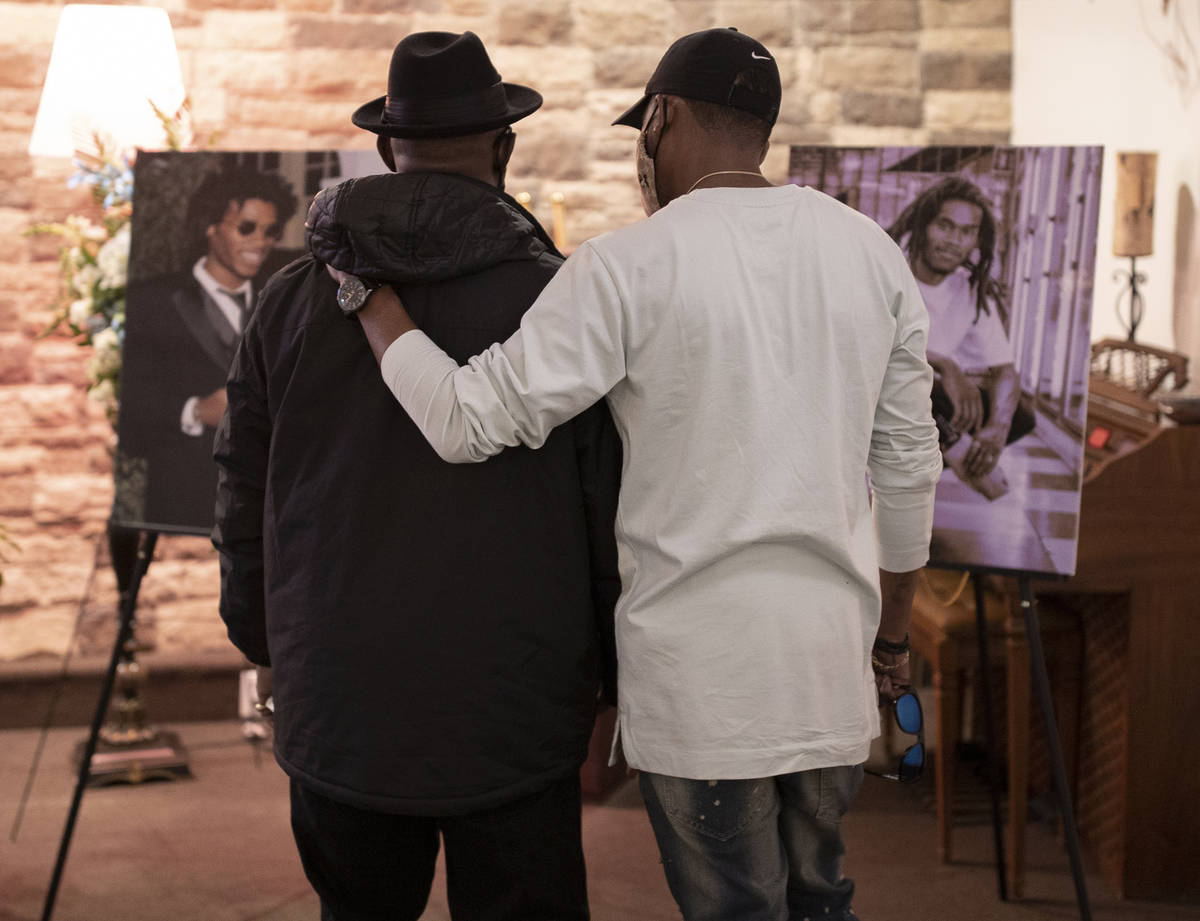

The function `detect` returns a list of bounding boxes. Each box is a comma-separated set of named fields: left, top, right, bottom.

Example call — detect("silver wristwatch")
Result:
left=336, top=274, right=384, bottom=316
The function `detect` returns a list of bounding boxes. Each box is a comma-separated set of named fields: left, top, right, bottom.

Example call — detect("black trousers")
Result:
left=289, top=774, right=589, bottom=921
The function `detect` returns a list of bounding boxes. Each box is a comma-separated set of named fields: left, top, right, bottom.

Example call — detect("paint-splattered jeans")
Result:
left=638, top=765, right=863, bottom=921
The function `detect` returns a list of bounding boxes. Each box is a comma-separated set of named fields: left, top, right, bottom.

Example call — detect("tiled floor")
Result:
left=3, top=721, right=1199, bottom=921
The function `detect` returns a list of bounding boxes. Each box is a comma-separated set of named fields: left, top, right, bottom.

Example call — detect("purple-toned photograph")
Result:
left=790, top=146, right=1103, bottom=577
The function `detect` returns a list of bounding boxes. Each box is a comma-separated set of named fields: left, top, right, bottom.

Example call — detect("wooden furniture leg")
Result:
left=1005, top=600, right=1030, bottom=899
left=933, top=642, right=960, bottom=863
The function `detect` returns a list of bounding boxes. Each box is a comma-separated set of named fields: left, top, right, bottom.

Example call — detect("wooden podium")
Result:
left=1038, top=424, right=1200, bottom=900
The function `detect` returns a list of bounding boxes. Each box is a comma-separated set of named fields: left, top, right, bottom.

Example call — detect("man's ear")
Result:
left=659, top=94, right=678, bottom=128
left=642, top=95, right=667, bottom=159
left=494, top=127, right=516, bottom=171
left=492, top=127, right=516, bottom=191
left=376, top=135, right=396, bottom=172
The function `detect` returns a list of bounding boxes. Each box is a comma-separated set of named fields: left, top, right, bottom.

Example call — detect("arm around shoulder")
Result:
left=364, top=243, right=630, bottom=464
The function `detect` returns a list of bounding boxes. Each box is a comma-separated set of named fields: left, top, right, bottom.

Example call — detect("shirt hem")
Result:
left=622, top=737, right=874, bottom=780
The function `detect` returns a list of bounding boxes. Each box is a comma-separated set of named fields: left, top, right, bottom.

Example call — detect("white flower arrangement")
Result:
left=31, top=146, right=133, bottom=427
left=68, top=297, right=92, bottom=328
left=97, top=223, right=131, bottom=290
left=32, top=104, right=194, bottom=431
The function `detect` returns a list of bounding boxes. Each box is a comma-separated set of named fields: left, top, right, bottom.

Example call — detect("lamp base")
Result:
left=1113, top=255, right=1147, bottom=343
left=74, top=729, right=191, bottom=786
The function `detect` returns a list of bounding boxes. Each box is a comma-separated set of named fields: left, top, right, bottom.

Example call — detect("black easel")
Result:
left=963, top=567, right=1092, bottom=921
left=1016, top=574, right=1091, bottom=921
left=40, top=527, right=158, bottom=921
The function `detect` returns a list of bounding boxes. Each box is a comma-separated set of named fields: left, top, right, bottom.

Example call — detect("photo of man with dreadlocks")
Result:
left=887, top=175, right=1035, bottom=500
left=790, top=145, right=1102, bottom=577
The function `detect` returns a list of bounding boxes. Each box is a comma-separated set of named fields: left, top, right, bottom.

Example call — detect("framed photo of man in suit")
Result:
left=114, top=151, right=316, bottom=534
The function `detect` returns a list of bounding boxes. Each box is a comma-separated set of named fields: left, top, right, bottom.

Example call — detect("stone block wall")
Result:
left=0, top=0, right=1012, bottom=664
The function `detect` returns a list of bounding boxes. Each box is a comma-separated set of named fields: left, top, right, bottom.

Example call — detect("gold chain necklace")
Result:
left=687, top=170, right=769, bottom=194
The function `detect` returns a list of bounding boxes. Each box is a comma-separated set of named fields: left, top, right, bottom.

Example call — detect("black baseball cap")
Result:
left=613, top=28, right=781, bottom=129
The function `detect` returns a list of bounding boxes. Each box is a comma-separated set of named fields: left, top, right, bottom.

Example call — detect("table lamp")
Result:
left=26, top=4, right=190, bottom=785
left=1112, top=151, right=1157, bottom=342
left=28, top=4, right=185, bottom=159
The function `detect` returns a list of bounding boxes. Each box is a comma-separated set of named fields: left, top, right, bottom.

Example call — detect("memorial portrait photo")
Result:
left=791, top=146, right=1103, bottom=576
left=114, top=150, right=381, bottom=534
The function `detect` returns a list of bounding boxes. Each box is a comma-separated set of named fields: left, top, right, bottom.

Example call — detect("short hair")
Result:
left=186, top=164, right=299, bottom=254
left=887, top=175, right=1002, bottom=322
left=680, top=68, right=774, bottom=149
left=388, top=129, right=504, bottom=164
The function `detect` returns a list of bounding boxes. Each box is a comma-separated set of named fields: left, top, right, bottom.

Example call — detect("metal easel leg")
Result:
left=1017, top=574, right=1092, bottom=921
left=40, top=530, right=158, bottom=921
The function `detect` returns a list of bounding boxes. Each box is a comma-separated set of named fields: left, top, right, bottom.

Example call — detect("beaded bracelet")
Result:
left=871, top=652, right=910, bottom=672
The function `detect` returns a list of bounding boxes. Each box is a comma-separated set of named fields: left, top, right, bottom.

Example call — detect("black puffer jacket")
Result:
left=214, top=172, right=621, bottom=816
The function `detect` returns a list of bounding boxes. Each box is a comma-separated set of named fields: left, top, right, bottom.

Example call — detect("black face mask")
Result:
left=493, top=127, right=515, bottom=193
left=636, top=97, right=665, bottom=216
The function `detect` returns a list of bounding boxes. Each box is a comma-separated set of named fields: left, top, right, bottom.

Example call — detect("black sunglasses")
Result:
left=226, top=219, right=283, bottom=240
left=866, top=690, right=925, bottom=783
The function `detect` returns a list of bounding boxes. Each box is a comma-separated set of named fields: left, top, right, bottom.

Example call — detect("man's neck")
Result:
left=685, top=168, right=771, bottom=194
left=393, top=162, right=496, bottom=187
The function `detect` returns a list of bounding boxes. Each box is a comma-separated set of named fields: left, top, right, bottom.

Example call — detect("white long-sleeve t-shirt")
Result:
left=381, top=184, right=942, bottom=779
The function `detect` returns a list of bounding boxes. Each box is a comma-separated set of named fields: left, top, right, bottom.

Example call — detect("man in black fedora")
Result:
left=351, top=27, right=941, bottom=921
left=214, top=31, right=621, bottom=921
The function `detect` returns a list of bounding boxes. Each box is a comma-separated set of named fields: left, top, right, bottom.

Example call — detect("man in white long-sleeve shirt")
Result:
left=339, top=28, right=941, bottom=921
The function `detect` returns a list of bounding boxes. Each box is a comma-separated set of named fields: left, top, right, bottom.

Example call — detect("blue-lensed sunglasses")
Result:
left=867, top=690, right=925, bottom=783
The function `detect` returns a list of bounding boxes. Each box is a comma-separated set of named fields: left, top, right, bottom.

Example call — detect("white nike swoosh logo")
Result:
left=751, top=52, right=771, bottom=60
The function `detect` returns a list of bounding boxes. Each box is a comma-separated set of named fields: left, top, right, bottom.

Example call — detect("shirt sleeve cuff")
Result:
left=180, top=396, right=204, bottom=437
left=874, top=486, right=935, bottom=573
left=379, top=329, right=485, bottom=462
left=380, top=329, right=448, bottom=399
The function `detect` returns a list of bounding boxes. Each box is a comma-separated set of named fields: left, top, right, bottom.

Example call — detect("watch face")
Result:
left=337, top=276, right=367, bottom=314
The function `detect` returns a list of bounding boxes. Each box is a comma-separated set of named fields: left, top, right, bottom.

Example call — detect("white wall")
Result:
left=1012, top=0, right=1200, bottom=377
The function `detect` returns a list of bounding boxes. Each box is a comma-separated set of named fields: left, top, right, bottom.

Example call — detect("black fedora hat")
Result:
left=353, top=31, right=542, bottom=138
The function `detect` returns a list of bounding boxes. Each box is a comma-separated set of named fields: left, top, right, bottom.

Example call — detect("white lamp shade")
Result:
left=28, top=4, right=186, bottom=158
